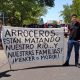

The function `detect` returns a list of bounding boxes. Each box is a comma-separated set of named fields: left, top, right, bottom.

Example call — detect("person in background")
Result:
left=63, top=14, right=80, bottom=67
left=64, top=24, right=68, bottom=38
left=0, top=20, right=3, bottom=49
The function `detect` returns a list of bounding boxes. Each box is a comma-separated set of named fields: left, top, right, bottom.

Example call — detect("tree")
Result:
left=60, top=5, right=72, bottom=23
left=60, top=0, right=80, bottom=23
left=38, top=0, right=55, bottom=7
left=52, top=20, right=57, bottom=25
left=0, top=0, right=55, bottom=26
left=71, top=0, right=80, bottom=18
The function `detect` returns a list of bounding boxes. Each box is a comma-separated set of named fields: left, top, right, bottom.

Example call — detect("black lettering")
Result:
left=18, top=30, right=23, bottom=37
left=25, top=38, right=30, bottom=43
left=34, top=30, right=38, bottom=37
left=45, top=30, right=50, bottom=37
left=3, top=38, right=10, bottom=44
left=55, top=36, right=60, bottom=42
left=51, top=30, right=55, bottom=36
left=39, top=38, right=43, bottom=43
left=14, top=58, right=19, bottom=62
left=8, top=52, right=15, bottom=58
left=12, top=29, right=17, bottom=36
left=24, top=30, right=28, bottom=37
left=54, top=43, right=58, bottom=48
left=44, top=38, right=49, bottom=42
left=40, top=55, right=57, bottom=60
left=37, top=44, right=41, bottom=48
left=31, top=38, right=36, bottom=43
left=50, top=37, right=54, bottom=42
left=5, top=30, right=11, bottom=37
left=29, top=30, right=33, bottom=37
left=39, top=30, right=44, bottom=37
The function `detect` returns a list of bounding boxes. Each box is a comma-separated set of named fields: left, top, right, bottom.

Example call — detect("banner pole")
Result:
left=8, top=59, right=12, bottom=70
left=2, top=26, right=12, bottom=70
left=9, top=63, right=12, bottom=70
left=62, top=29, right=65, bottom=64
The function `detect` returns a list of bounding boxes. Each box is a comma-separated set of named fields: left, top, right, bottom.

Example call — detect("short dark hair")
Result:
left=71, top=14, right=77, bottom=18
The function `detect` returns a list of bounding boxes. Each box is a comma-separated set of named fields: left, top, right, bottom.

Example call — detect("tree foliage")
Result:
left=52, top=20, right=57, bottom=24
left=60, top=0, right=80, bottom=23
left=60, top=5, right=71, bottom=23
left=0, top=0, right=55, bottom=26
left=71, top=0, right=80, bottom=18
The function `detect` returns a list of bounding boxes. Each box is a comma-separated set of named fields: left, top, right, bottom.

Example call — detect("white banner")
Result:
left=2, top=26, right=64, bottom=69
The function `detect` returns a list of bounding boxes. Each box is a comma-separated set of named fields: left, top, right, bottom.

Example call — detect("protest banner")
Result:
left=2, top=26, right=64, bottom=69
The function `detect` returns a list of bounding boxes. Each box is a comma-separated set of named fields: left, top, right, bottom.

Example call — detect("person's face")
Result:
left=71, top=16, right=77, bottom=23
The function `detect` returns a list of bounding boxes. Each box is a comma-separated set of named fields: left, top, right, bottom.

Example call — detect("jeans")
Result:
left=66, top=40, right=79, bottom=64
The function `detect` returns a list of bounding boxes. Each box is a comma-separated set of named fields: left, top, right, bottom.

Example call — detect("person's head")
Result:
left=0, top=20, right=2, bottom=27
left=71, top=14, right=77, bottom=23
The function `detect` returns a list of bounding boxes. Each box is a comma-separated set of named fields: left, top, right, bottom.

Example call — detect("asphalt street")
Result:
left=0, top=38, right=80, bottom=80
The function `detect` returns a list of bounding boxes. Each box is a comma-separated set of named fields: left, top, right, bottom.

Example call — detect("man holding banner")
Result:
left=63, top=14, right=80, bottom=67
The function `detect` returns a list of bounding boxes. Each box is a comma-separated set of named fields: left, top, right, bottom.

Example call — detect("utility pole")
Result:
left=0, top=12, right=4, bottom=25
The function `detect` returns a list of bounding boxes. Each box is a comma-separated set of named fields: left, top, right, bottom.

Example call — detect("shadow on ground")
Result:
left=0, top=70, right=11, bottom=78
left=0, top=64, right=79, bottom=78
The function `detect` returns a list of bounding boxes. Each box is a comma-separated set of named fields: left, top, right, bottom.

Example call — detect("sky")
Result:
left=42, top=0, right=72, bottom=23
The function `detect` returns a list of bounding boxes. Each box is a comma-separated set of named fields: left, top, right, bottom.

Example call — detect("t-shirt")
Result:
left=68, top=22, right=80, bottom=40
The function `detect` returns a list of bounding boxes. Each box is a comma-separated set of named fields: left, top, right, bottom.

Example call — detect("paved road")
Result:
left=0, top=38, right=80, bottom=80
